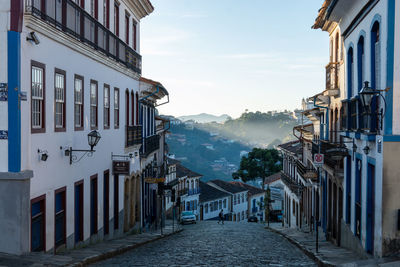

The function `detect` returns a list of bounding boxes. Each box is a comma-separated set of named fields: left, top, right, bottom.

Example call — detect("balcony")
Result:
left=296, top=160, right=318, bottom=183
left=188, top=188, right=201, bottom=196
left=312, top=139, right=347, bottom=172
left=141, top=134, right=160, bottom=157
left=125, top=125, right=142, bottom=148
left=178, top=189, right=188, bottom=196
left=326, top=62, right=339, bottom=96
left=280, top=171, right=303, bottom=196
left=26, top=0, right=141, bottom=74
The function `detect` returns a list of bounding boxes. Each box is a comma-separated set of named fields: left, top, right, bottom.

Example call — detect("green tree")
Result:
left=232, top=148, right=282, bottom=190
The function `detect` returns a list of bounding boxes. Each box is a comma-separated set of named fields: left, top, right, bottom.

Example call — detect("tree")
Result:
left=232, top=148, right=282, bottom=190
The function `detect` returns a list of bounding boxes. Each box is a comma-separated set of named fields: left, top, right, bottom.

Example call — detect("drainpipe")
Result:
left=139, top=85, right=160, bottom=102
left=313, top=96, right=330, bottom=141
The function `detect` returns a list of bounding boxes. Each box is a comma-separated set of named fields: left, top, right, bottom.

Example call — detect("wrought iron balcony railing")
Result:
left=188, top=188, right=201, bottom=196
left=26, top=0, right=141, bottom=74
left=125, top=125, right=142, bottom=147
left=280, top=171, right=304, bottom=196
left=296, top=160, right=318, bottom=182
left=141, top=134, right=160, bottom=157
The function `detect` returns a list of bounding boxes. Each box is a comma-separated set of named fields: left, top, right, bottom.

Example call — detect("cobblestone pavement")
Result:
left=92, top=221, right=316, bottom=267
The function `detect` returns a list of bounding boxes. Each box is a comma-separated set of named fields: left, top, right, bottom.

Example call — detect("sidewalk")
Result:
left=267, top=223, right=400, bottom=267
left=0, top=221, right=182, bottom=267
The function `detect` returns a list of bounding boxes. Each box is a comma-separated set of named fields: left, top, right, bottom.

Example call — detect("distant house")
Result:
left=230, top=182, right=265, bottom=221
left=265, top=172, right=284, bottom=211
left=207, top=180, right=248, bottom=222
left=176, top=163, right=202, bottom=220
left=199, top=182, right=231, bottom=221
left=165, top=158, right=181, bottom=216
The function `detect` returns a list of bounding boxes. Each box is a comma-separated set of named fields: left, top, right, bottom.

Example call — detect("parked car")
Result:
left=179, top=211, right=196, bottom=224
left=248, top=215, right=258, bottom=223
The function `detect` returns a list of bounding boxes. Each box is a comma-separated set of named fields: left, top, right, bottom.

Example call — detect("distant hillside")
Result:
left=178, top=113, right=231, bottom=123
left=197, top=111, right=297, bottom=148
left=167, top=124, right=250, bottom=182
left=166, top=110, right=297, bottom=182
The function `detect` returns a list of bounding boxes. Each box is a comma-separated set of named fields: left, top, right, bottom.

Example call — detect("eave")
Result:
left=127, top=0, right=154, bottom=20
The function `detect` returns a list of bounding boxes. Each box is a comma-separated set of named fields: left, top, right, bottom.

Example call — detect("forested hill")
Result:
left=166, top=111, right=298, bottom=182
left=197, top=111, right=297, bottom=148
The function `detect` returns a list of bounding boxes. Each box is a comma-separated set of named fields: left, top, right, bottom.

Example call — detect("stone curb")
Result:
left=266, top=226, right=334, bottom=267
left=67, top=229, right=184, bottom=267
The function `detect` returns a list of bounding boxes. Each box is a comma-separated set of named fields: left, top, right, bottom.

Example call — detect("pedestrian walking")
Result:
left=218, top=209, right=224, bottom=224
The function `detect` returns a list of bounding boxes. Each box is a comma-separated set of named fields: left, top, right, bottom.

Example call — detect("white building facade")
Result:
left=0, top=0, right=155, bottom=255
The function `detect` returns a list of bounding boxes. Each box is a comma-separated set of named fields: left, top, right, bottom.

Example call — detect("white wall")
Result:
left=232, top=191, right=248, bottom=221
left=202, top=197, right=229, bottom=221
left=0, top=2, right=9, bottom=171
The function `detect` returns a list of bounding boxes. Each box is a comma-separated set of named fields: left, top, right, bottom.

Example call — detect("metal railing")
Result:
left=188, top=188, right=201, bottom=195
left=296, top=160, right=318, bottom=182
left=141, top=134, right=160, bottom=157
left=26, top=0, right=141, bottom=74
left=125, top=125, right=142, bottom=147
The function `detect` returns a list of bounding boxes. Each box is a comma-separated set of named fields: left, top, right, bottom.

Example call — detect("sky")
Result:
left=140, top=0, right=327, bottom=118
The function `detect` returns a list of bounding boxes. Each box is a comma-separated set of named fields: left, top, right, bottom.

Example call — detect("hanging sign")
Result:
left=314, top=153, right=324, bottom=167
left=112, top=160, right=130, bottom=175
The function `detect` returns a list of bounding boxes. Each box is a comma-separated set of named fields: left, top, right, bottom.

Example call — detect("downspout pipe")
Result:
left=139, top=85, right=160, bottom=102
left=313, top=96, right=330, bottom=141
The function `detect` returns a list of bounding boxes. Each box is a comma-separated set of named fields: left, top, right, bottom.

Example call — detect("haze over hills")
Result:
left=167, top=110, right=298, bottom=182
left=177, top=113, right=231, bottom=123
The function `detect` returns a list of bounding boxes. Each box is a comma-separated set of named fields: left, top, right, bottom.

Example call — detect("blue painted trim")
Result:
left=367, top=156, right=376, bottom=165
left=356, top=31, right=366, bottom=93
left=385, top=0, right=395, bottom=135
left=360, top=133, right=376, bottom=142
left=383, top=135, right=400, bottom=142
left=369, top=13, right=382, bottom=31
left=355, top=152, right=363, bottom=160
left=7, top=31, right=21, bottom=172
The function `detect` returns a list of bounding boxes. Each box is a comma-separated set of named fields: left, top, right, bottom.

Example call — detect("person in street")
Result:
left=218, top=209, right=224, bottom=224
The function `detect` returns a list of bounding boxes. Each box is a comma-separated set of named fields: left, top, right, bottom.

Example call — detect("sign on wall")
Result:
left=0, top=130, right=8, bottom=140
left=0, top=83, right=7, bottom=101
left=112, top=161, right=130, bottom=175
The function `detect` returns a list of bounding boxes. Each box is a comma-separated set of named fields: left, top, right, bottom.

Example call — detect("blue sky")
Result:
left=141, top=0, right=327, bottom=118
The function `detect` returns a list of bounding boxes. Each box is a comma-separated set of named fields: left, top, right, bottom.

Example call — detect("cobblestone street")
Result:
left=92, top=221, right=316, bottom=266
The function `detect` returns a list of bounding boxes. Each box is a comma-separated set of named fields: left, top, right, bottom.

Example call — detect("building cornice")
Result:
left=24, top=14, right=140, bottom=81
left=127, top=0, right=154, bottom=20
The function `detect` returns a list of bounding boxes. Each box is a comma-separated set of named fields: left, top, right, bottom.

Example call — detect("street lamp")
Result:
left=65, top=130, right=101, bottom=164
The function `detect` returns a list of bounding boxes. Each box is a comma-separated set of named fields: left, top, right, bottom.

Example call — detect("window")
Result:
left=234, top=195, right=236, bottom=205
left=114, top=88, right=119, bottom=128
left=219, top=200, right=222, bottom=209
left=55, top=187, right=66, bottom=248
left=31, top=61, right=46, bottom=133
left=241, top=193, right=244, bottom=203
left=54, top=69, right=66, bottom=131
left=205, top=204, right=208, bottom=213
left=114, top=2, right=119, bottom=36
left=31, top=195, right=46, bottom=252
left=103, top=0, right=109, bottom=28
left=104, top=84, right=110, bottom=129
left=125, top=90, right=129, bottom=126
left=347, top=47, right=354, bottom=99
left=74, top=75, right=84, bottom=130
left=237, top=194, right=240, bottom=204
left=90, top=80, right=98, bottom=129
left=132, top=21, right=137, bottom=50
left=357, top=36, right=365, bottom=92
left=131, top=91, right=135, bottom=125
left=90, top=0, right=98, bottom=19
left=125, top=13, right=130, bottom=44
left=90, top=175, right=98, bottom=235
left=223, top=199, right=226, bottom=208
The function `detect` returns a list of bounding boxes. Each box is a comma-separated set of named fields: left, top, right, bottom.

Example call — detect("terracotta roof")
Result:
left=264, top=172, right=282, bottom=185
left=199, top=181, right=230, bottom=203
left=208, top=180, right=248, bottom=194
left=176, top=163, right=202, bottom=178
left=230, top=181, right=264, bottom=195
